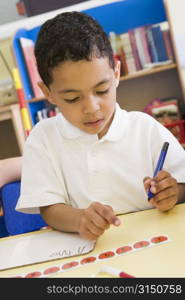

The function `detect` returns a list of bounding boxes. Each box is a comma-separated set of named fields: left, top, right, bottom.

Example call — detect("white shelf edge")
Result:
left=0, top=0, right=123, bottom=40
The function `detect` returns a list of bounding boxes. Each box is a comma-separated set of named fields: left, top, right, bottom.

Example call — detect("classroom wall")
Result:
left=0, top=0, right=120, bottom=40
left=0, top=0, right=120, bottom=82
left=0, top=38, right=16, bottom=81
left=0, top=0, right=25, bottom=25
left=165, top=0, right=185, bottom=100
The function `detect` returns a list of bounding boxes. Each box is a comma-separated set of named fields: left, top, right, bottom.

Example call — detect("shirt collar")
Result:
left=57, top=102, right=126, bottom=142
left=102, top=103, right=126, bottom=142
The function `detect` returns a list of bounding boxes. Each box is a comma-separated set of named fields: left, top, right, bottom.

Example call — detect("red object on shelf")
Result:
left=165, top=119, right=185, bottom=146
left=16, top=1, right=26, bottom=16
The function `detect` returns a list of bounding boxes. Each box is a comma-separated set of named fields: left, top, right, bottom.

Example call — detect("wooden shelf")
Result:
left=0, top=104, right=25, bottom=153
left=120, top=63, right=177, bottom=82
left=28, top=97, right=47, bottom=103
left=27, top=64, right=177, bottom=104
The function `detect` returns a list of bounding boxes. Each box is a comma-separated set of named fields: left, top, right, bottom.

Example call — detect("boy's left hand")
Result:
left=143, top=170, right=178, bottom=211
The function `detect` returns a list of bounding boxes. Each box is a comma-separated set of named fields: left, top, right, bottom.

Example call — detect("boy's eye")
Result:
left=96, top=89, right=109, bottom=95
left=64, top=97, right=79, bottom=103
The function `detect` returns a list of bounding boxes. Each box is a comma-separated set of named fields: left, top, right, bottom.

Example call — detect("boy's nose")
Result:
left=83, top=97, right=100, bottom=114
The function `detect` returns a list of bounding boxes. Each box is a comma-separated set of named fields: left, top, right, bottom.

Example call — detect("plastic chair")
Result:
left=1, top=181, right=47, bottom=235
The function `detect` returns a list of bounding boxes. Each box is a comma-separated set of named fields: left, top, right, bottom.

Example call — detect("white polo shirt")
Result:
left=16, top=103, right=185, bottom=215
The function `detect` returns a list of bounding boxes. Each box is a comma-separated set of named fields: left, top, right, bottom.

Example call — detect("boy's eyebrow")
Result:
left=57, top=79, right=111, bottom=94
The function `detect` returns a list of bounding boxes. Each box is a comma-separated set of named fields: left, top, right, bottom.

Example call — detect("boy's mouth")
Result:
left=84, top=119, right=104, bottom=127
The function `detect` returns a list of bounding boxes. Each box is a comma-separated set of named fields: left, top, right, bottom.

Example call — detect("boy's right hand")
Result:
left=78, top=202, right=121, bottom=240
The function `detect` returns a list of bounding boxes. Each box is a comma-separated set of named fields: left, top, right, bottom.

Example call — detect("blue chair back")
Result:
left=1, top=181, right=47, bottom=235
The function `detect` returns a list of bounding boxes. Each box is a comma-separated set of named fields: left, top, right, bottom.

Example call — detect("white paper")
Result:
left=0, top=230, right=95, bottom=270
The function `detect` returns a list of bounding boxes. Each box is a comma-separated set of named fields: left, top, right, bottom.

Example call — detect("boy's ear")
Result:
left=38, top=82, right=55, bottom=105
left=114, top=59, right=121, bottom=88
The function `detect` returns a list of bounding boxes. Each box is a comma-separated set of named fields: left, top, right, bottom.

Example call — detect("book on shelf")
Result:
left=162, top=30, right=174, bottom=61
left=151, top=99, right=185, bottom=144
left=143, top=97, right=184, bottom=144
left=19, top=37, right=44, bottom=99
left=119, top=47, right=129, bottom=76
left=108, top=21, right=174, bottom=77
left=146, top=27, right=159, bottom=63
left=143, top=97, right=181, bottom=122
left=151, top=100, right=180, bottom=125
left=128, top=29, right=142, bottom=71
left=134, top=26, right=152, bottom=69
left=119, top=32, right=137, bottom=74
left=35, top=106, right=60, bottom=123
left=160, top=22, right=175, bottom=62
left=147, top=23, right=169, bottom=63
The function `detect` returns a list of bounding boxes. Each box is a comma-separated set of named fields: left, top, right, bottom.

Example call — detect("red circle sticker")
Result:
left=133, top=241, right=150, bottom=249
left=116, top=245, right=133, bottom=254
left=25, top=271, right=42, bottom=278
left=62, top=261, right=79, bottom=270
left=43, top=266, right=60, bottom=275
left=98, top=251, right=115, bottom=259
left=80, top=256, right=96, bottom=264
left=151, top=235, right=168, bottom=244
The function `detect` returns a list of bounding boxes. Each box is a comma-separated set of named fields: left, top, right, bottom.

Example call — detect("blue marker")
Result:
left=148, top=142, right=169, bottom=200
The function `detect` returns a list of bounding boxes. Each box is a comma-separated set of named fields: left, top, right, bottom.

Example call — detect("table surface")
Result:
left=1, top=203, right=185, bottom=278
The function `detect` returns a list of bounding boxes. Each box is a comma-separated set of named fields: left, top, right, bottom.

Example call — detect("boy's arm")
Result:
left=0, top=157, right=22, bottom=188
left=40, top=202, right=121, bottom=240
left=177, top=183, right=185, bottom=203
left=40, top=203, right=83, bottom=233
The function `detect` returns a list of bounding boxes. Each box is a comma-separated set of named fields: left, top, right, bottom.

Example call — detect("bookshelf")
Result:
left=120, top=63, right=177, bottom=81
left=11, top=0, right=185, bottom=131
left=0, top=104, right=25, bottom=158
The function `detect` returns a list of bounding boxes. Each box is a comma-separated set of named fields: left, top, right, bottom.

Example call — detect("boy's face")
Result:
left=39, top=57, right=120, bottom=139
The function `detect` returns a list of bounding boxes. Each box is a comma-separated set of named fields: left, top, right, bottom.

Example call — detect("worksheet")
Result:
left=0, top=229, right=95, bottom=270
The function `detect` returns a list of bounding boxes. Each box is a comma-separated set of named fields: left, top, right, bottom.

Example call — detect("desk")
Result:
left=1, top=203, right=185, bottom=278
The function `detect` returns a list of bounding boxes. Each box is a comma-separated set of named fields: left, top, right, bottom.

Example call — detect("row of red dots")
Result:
left=13, top=235, right=168, bottom=278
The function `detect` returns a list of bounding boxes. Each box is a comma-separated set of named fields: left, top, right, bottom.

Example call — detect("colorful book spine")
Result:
left=19, top=37, right=44, bottom=99
left=162, top=30, right=174, bottom=62
left=149, top=25, right=168, bottom=62
left=128, top=29, right=142, bottom=71
left=118, top=43, right=129, bottom=76
left=12, top=68, right=32, bottom=137
left=139, top=27, right=152, bottom=65
left=13, top=30, right=35, bottom=100
left=146, top=26, right=159, bottom=63
left=120, top=32, right=137, bottom=74
left=134, top=27, right=151, bottom=68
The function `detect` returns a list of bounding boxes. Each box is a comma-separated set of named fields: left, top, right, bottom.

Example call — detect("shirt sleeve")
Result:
left=16, top=124, right=69, bottom=214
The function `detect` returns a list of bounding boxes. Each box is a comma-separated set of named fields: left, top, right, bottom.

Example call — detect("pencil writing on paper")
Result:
left=49, top=245, right=87, bottom=258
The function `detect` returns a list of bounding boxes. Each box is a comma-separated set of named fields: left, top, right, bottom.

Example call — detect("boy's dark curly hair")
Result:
left=34, top=11, right=115, bottom=86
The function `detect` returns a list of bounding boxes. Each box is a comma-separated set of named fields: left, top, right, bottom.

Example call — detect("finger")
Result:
left=93, top=202, right=121, bottom=226
left=143, top=176, right=152, bottom=183
left=152, top=196, right=177, bottom=212
left=147, top=171, right=171, bottom=196
left=152, top=187, right=177, bottom=202
left=150, top=177, right=177, bottom=195
left=154, top=170, right=170, bottom=181
left=143, top=176, right=152, bottom=191
left=86, top=221, right=105, bottom=237
left=87, top=208, right=110, bottom=230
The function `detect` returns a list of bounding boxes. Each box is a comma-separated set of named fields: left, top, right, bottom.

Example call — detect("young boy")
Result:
left=16, top=11, right=185, bottom=240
